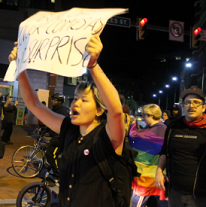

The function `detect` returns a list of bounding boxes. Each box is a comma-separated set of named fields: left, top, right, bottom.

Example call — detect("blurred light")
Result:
left=153, top=94, right=157, bottom=97
left=82, top=68, right=87, bottom=74
left=140, top=18, right=148, bottom=27
left=175, top=57, right=181, bottom=60
left=185, top=62, right=192, bottom=68
left=172, top=77, right=177, bottom=81
left=194, top=27, right=201, bottom=36
left=186, top=58, right=190, bottom=62
left=159, top=90, right=163, bottom=94
left=161, top=59, right=166, bottom=62
left=165, top=84, right=170, bottom=88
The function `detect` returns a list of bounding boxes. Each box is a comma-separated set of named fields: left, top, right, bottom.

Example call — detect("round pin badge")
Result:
left=84, top=149, right=90, bottom=156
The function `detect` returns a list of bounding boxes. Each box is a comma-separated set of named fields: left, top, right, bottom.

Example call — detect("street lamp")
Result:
left=172, top=77, right=177, bottom=81
left=153, top=94, right=157, bottom=97
left=185, top=62, right=192, bottom=68
left=165, top=84, right=170, bottom=109
left=158, top=90, right=163, bottom=106
left=172, top=77, right=178, bottom=103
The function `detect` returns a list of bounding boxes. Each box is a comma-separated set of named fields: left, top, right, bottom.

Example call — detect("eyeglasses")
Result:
left=183, top=100, right=204, bottom=107
left=142, top=113, right=151, bottom=117
left=51, top=99, right=58, bottom=102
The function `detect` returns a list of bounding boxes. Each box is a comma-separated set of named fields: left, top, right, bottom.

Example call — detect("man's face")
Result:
left=183, top=94, right=205, bottom=121
left=172, top=110, right=179, bottom=117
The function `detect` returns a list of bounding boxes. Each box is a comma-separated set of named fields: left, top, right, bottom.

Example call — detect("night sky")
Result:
left=97, top=0, right=196, bottom=106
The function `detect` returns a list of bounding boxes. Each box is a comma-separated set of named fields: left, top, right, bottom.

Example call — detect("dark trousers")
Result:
left=1, top=122, right=13, bottom=143
left=131, top=193, right=162, bottom=207
left=45, top=137, right=60, bottom=175
left=169, top=188, right=206, bottom=207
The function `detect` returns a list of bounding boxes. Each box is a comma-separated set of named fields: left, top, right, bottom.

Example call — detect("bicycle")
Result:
left=12, top=127, right=50, bottom=178
left=16, top=169, right=59, bottom=207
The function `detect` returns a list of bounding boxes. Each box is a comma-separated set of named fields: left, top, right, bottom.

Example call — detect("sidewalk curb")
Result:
left=0, top=199, right=16, bottom=204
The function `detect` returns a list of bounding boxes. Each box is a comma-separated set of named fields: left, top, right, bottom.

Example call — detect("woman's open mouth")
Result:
left=72, top=109, right=80, bottom=117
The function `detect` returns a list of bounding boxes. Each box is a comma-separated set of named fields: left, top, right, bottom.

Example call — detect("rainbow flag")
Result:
left=129, top=122, right=166, bottom=200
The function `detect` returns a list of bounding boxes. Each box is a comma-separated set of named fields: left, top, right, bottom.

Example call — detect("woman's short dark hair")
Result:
left=75, top=81, right=107, bottom=122
left=163, top=110, right=171, bottom=118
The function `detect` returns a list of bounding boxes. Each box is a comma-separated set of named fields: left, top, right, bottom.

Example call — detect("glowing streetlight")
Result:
left=165, top=85, right=170, bottom=109
left=185, top=62, right=192, bottom=68
left=153, top=94, right=157, bottom=97
left=172, top=77, right=178, bottom=102
left=159, top=90, right=163, bottom=94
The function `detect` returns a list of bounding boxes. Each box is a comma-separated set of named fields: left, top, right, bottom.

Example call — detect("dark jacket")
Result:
left=49, top=104, right=69, bottom=138
left=164, top=119, right=171, bottom=126
left=161, top=117, right=206, bottom=198
left=3, top=104, right=16, bottom=123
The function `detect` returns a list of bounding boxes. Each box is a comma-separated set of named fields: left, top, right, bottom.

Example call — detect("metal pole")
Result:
left=174, top=86, right=176, bottom=103
left=158, top=96, right=160, bottom=106
left=202, top=67, right=205, bottom=91
left=166, top=92, right=168, bottom=110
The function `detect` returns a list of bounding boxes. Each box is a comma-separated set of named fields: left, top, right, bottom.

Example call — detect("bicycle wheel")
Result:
left=16, top=182, right=52, bottom=207
left=12, top=145, right=44, bottom=178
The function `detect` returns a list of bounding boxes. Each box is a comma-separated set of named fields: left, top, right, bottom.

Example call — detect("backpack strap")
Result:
left=93, top=124, right=121, bottom=193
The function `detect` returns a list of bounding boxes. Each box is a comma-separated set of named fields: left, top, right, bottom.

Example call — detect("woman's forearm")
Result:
left=89, top=64, right=122, bottom=115
left=18, top=71, right=41, bottom=110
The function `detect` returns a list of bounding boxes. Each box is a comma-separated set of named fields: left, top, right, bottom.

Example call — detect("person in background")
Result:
left=170, top=104, right=182, bottom=121
left=129, top=104, right=167, bottom=207
left=38, top=101, right=46, bottom=128
left=45, top=93, right=69, bottom=176
left=162, top=110, right=171, bottom=126
left=1, top=96, right=18, bottom=145
left=155, top=87, right=206, bottom=207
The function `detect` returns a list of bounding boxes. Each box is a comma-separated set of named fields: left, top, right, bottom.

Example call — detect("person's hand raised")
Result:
left=8, top=42, right=18, bottom=63
left=86, top=35, right=103, bottom=68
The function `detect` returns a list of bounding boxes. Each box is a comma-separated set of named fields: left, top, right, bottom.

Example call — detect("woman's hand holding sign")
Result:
left=86, top=34, right=103, bottom=68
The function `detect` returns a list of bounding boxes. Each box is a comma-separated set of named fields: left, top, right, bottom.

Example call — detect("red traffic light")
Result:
left=140, top=18, right=148, bottom=27
left=194, top=27, right=201, bottom=36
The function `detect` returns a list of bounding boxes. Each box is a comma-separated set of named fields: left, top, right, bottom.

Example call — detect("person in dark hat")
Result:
left=155, top=87, right=206, bottom=207
left=170, top=104, right=182, bottom=121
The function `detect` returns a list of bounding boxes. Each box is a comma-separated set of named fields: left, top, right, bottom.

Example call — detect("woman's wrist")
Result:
left=87, top=62, right=98, bottom=69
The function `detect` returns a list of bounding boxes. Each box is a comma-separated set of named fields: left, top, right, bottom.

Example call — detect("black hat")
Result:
left=172, top=105, right=179, bottom=110
left=51, top=93, right=65, bottom=103
left=180, top=87, right=205, bottom=101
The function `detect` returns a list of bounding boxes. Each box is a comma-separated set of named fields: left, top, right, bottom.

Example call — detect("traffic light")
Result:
left=139, top=18, right=148, bottom=40
left=192, top=27, right=201, bottom=48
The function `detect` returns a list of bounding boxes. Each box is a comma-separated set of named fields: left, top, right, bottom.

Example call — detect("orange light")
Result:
left=140, top=18, right=148, bottom=27
left=194, top=27, right=201, bottom=36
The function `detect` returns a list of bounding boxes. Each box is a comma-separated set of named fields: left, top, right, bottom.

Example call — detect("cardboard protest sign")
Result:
left=4, top=8, right=128, bottom=81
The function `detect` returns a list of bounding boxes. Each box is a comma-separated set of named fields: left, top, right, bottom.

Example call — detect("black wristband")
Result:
left=88, top=62, right=98, bottom=69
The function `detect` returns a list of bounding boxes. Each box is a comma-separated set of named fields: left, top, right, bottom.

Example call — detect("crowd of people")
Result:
left=6, top=36, right=206, bottom=207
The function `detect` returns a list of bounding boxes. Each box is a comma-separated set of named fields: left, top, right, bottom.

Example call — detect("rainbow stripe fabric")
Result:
left=129, top=122, right=166, bottom=200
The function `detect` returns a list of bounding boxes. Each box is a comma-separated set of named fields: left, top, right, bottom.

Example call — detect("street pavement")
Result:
left=0, top=124, right=58, bottom=206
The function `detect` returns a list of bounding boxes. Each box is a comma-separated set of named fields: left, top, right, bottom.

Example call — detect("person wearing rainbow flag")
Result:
left=155, top=87, right=206, bottom=207
left=129, top=104, right=167, bottom=207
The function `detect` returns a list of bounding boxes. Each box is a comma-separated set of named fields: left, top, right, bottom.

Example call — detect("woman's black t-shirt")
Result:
left=58, top=117, right=121, bottom=207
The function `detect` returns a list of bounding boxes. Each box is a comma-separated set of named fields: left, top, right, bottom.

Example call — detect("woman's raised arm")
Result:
left=9, top=42, right=65, bottom=134
left=86, top=35, right=125, bottom=155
